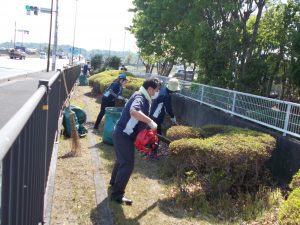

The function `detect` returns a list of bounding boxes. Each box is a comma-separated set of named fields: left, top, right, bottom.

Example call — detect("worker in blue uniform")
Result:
left=110, top=77, right=161, bottom=205
left=83, top=61, right=91, bottom=76
left=150, top=78, right=181, bottom=134
left=93, top=73, right=128, bottom=129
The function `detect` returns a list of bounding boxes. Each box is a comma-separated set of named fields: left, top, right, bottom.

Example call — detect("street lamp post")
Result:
left=71, top=0, right=78, bottom=65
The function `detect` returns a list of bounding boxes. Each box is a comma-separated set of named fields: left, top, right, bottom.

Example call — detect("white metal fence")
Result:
left=131, top=70, right=300, bottom=139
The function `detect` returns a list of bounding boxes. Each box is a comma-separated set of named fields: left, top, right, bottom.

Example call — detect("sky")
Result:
left=0, top=0, right=138, bottom=52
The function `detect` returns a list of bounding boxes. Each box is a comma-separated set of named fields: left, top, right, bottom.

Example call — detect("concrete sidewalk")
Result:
left=0, top=71, right=56, bottom=129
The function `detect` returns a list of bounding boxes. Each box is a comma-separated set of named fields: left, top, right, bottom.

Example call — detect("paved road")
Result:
left=0, top=56, right=74, bottom=129
left=0, top=56, right=85, bottom=129
left=0, top=56, right=69, bottom=82
left=0, top=71, right=57, bottom=129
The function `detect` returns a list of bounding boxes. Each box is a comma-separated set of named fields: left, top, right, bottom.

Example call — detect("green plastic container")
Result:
left=79, top=74, right=89, bottom=86
left=102, top=107, right=123, bottom=145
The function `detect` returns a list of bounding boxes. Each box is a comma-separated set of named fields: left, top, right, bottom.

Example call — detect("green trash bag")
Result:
left=63, top=105, right=87, bottom=138
left=79, top=74, right=89, bottom=86
left=69, top=105, right=86, bottom=125
left=102, top=107, right=123, bottom=145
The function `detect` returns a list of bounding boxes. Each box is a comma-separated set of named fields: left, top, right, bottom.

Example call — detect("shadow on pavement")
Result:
left=90, top=193, right=158, bottom=225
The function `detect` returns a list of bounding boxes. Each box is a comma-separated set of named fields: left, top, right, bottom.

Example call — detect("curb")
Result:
left=43, top=116, right=63, bottom=225
left=83, top=95, right=114, bottom=225
left=0, top=70, right=44, bottom=84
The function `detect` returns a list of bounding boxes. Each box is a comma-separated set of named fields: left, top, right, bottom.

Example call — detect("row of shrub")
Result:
left=165, top=124, right=300, bottom=223
left=166, top=125, right=276, bottom=196
left=88, top=70, right=144, bottom=98
left=278, top=169, right=300, bottom=224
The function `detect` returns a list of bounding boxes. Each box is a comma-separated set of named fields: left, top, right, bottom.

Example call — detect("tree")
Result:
left=291, top=26, right=300, bottom=94
left=105, top=56, right=121, bottom=70
left=138, top=52, right=156, bottom=73
left=130, top=0, right=180, bottom=76
left=251, top=0, right=300, bottom=98
left=91, top=54, right=103, bottom=70
left=130, top=0, right=300, bottom=100
left=125, top=54, right=133, bottom=65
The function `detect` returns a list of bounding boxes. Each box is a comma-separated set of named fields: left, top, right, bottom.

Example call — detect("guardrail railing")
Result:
left=130, top=69, right=300, bottom=139
left=0, top=65, right=80, bottom=225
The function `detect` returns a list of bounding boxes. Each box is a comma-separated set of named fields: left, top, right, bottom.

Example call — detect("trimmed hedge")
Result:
left=289, top=169, right=300, bottom=190
left=201, top=124, right=237, bottom=138
left=169, top=127, right=276, bottom=195
left=278, top=187, right=300, bottom=225
left=166, top=125, right=204, bottom=141
left=88, top=70, right=143, bottom=98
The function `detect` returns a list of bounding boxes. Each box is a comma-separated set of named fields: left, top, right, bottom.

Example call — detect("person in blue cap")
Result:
left=93, top=73, right=128, bottom=129
left=109, top=76, right=161, bottom=205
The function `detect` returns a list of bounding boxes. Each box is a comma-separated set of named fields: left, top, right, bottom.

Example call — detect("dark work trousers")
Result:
left=94, top=100, right=115, bottom=128
left=147, top=118, right=161, bottom=158
left=110, top=128, right=135, bottom=200
left=152, top=118, right=162, bottom=135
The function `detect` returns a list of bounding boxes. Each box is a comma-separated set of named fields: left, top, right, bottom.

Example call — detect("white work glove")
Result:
left=171, top=116, right=177, bottom=124
left=148, top=120, right=158, bottom=130
left=117, top=96, right=125, bottom=100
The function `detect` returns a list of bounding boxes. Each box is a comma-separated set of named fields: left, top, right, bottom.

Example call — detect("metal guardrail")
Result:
left=0, top=65, right=80, bottom=225
left=131, top=70, right=300, bottom=139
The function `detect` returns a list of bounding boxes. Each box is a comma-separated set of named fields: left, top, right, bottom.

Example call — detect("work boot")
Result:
left=111, top=197, right=133, bottom=205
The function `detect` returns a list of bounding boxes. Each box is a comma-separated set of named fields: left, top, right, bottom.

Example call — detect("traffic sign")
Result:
left=69, top=47, right=79, bottom=54
left=40, top=7, right=52, bottom=14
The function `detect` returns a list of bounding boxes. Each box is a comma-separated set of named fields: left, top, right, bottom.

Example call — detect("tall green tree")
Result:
left=130, top=0, right=300, bottom=100
left=130, top=0, right=183, bottom=76
left=290, top=23, right=300, bottom=98
left=91, top=54, right=103, bottom=70
left=105, top=56, right=121, bottom=70
left=250, top=0, right=300, bottom=98
left=139, top=52, right=156, bottom=73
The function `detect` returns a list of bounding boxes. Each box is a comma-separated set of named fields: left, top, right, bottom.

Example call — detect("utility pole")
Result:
left=122, top=31, right=126, bottom=63
left=71, top=0, right=78, bottom=65
left=46, top=0, right=54, bottom=72
left=25, top=4, right=53, bottom=71
left=13, top=22, right=16, bottom=49
left=51, top=0, right=59, bottom=71
left=108, top=38, right=111, bottom=58
left=21, top=28, right=24, bottom=46
left=17, top=29, right=29, bottom=47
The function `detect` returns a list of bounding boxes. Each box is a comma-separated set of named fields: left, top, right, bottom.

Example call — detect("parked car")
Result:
left=57, top=51, right=65, bottom=59
left=9, top=49, right=26, bottom=60
left=40, top=52, right=47, bottom=59
left=173, top=69, right=194, bottom=81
